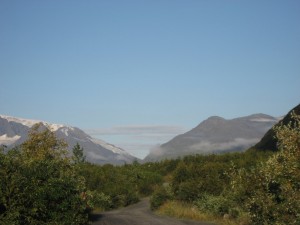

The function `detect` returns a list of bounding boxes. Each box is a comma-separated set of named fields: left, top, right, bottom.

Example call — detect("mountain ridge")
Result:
left=0, top=114, right=136, bottom=165
left=145, top=113, right=279, bottom=161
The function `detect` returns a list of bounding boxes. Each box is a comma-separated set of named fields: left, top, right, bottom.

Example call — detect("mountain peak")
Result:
left=0, top=115, right=136, bottom=165
left=0, top=114, right=65, bottom=132
left=1, top=114, right=42, bottom=127
left=145, top=113, right=278, bottom=162
left=193, top=115, right=227, bottom=130
left=206, top=116, right=225, bottom=121
left=243, top=114, right=279, bottom=122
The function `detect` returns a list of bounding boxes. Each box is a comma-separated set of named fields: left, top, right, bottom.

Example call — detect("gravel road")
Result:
left=91, top=199, right=216, bottom=225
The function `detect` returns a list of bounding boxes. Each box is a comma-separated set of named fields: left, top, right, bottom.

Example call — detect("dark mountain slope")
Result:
left=255, top=104, right=300, bottom=151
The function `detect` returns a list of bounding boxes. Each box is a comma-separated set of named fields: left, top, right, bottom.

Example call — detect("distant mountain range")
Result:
left=0, top=115, right=137, bottom=165
left=3, top=106, right=296, bottom=165
left=145, top=113, right=279, bottom=161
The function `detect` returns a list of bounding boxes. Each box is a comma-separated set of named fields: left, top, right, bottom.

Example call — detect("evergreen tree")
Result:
left=72, top=142, right=86, bottom=164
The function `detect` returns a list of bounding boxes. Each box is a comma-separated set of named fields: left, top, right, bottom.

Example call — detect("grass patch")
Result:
left=157, top=200, right=249, bottom=225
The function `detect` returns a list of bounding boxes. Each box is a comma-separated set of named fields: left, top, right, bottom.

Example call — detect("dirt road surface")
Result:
left=91, top=199, right=216, bottom=225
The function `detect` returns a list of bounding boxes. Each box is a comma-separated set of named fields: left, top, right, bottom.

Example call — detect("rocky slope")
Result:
left=0, top=115, right=137, bottom=165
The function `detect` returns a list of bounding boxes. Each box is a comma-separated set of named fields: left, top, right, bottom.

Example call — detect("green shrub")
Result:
left=86, top=191, right=112, bottom=210
left=137, top=171, right=163, bottom=196
left=150, top=185, right=173, bottom=210
left=175, top=181, right=201, bottom=202
left=195, top=194, right=236, bottom=217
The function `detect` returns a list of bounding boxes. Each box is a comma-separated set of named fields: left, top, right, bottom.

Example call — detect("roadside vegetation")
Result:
left=1, top=112, right=299, bottom=224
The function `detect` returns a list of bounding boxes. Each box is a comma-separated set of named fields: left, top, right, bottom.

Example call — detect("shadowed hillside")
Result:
left=255, top=104, right=300, bottom=151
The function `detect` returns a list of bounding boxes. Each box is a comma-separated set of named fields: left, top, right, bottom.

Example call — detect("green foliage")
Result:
left=195, top=194, right=237, bottom=218
left=86, top=191, right=112, bottom=210
left=0, top=125, right=89, bottom=225
left=170, top=153, right=262, bottom=203
left=229, top=112, right=300, bottom=224
left=77, top=161, right=163, bottom=210
left=72, top=142, right=86, bottom=164
left=21, top=123, right=68, bottom=161
left=137, top=170, right=163, bottom=196
left=150, top=185, right=173, bottom=210
left=247, top=113, right=300, bottom=224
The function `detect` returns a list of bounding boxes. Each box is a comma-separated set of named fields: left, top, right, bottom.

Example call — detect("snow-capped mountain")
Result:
left=145, top=113, right=279, bottom=161
left=0, top=115, right=137, bottom=165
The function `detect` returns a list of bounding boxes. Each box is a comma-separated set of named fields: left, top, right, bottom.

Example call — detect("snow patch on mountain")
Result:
left=0, top=114, right=137, bottom=164
left=0, top=114, right=64, bottom=131
left=90, top=138, right=127, bottom=155
left=61, top=127, right=69, bottom=136
left=0, top=115, right=40, bottom=127
left=47, top=123, right=64, bottom=131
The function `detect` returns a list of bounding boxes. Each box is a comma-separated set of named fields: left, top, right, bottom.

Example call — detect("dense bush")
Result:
left=77, top=160, right=163, bottom=210
left=0, top=124, right=89, bottom=225
left=247, top=113, right=300, bottom=224
left=86, top=191, right=112, bottom=211
left=150, top=185, right=173, bottom=210
left=229, top=112, right=300, bottom=224
left=170, top=154, right=248, bottom=203
left=195, top=194, right=237, bottom=218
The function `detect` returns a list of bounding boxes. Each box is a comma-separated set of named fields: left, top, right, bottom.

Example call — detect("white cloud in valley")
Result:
left=189, top=138, right=261, bottom=153
left=85, top=125, right=187, bottom=159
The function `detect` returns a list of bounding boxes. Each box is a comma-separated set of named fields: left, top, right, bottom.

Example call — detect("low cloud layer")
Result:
left=85, top=125, right=187, bottom=159
left=86, top=125, right=186, bottom=136
left=148, top=138, right=261, bottom=159
left=190, top=138, right=260, bottom=153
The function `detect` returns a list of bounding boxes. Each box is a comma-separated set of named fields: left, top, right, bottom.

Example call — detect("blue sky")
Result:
left=1, top=1, right=299, bottom=159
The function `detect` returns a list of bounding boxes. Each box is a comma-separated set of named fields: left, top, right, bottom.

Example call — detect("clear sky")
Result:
left=1, top=0, right=299, bottom=159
